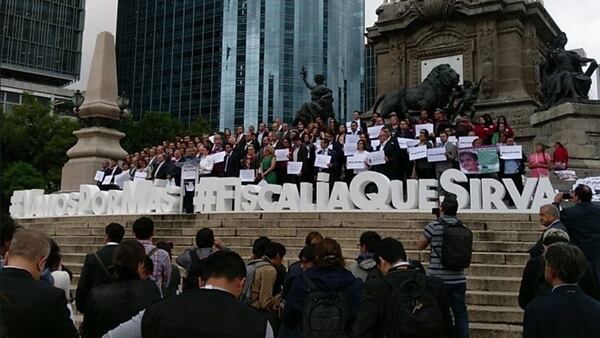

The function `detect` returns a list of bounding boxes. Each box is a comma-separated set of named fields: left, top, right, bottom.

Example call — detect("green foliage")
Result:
left=187, top=116, right=211, bottom=137
left=0, top=162, right=47, bottom=203
left=0, top=94, right=79, bottom=196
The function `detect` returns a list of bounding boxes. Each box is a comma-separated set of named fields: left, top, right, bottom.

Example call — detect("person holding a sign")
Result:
left=412, top=129, right=435, bottom=179
left=314, top=138, right=338, bottom=187
left=435, top=131, right=458, bottom=195
left=500, top=137, right=527, bottom=204
left=133, top=158, right=151, bottom=181
left=372, top=128, right=401, bottom=180
left=259, top=146, right=278, bottom=184
left=100, top=159, right=123, bottom=191
left=298, top=133, right=316, bottom=183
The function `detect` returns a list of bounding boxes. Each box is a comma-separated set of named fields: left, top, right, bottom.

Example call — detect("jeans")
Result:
left=445, top=283, right=469, bottom=338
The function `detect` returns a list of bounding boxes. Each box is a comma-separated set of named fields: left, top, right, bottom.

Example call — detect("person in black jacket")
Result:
left=76, top=223, right=125, bottom=314
left=81, top=239, right=161, bottom=338
left=523, top=242, right=600, bottom=338
left=518, top=228, right=599, bottom=310
left=142, top=250, right=272, bottom=338
left=0, top=230, right=78, bottom=338
left=371, top=128, right=402, bottom=181
left=223, top=143, right=241, bottom=178
left=298, top=133, right=316, bottom=183
left=553, top=184, right=600, bottom=283
left=529, top=204, right=567, bottom=258
left=352, top=238, right=454, bottom=338
left=151, top=154, right=174, bottom=180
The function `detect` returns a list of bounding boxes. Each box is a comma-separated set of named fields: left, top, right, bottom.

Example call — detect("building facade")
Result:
left=363, top=44, right=377, bottom=111
left=0, top=0, right=84, bottom=114
left=116, top=0, right=364, bottom=130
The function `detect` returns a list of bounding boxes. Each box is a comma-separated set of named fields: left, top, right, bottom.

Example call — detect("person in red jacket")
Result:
left=552, top=142, right=569, bottom=170
left=473, top=114, right=495, bottom=144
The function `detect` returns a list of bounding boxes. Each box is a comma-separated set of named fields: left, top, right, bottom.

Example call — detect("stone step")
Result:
left=470, top=322, right=522, bottom=338
left=468, top=305, right=523, bottom=325
left=467, top=290, right=520, bottom=307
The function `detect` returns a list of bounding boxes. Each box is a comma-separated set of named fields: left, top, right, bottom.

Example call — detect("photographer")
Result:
left=553, top=184, right=600, bottom=283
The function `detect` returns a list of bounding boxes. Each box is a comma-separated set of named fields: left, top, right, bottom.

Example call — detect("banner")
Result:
left=498, top=145, right=522, bottom=160
left=347, top=154, right=368, bottom=170
left=573, top=177, right=600, bottom=202
left=275, top=149, right=289, bottom=161
left=409, top=145, right=427, bottom=161
left=415, top=123, right=434, bottom=136
left=458, top=147, right=500, bottom=174
left=427, top=148, right=447, bottom=163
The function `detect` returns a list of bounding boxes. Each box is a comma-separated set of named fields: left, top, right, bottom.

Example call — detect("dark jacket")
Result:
left=152, top=161, right=174, bottom=180
left=76, top=244, right=119, bottom=314
left=298, top=143, right=316, bottom=181
left=373, top=138, right=401, bottom=180
left=223, top=151, right=241, bottom=178
left=142, top=288, right=268, bottom=338
left=352, top=267, right=454, bottom=338
left=0, top=267, right=78, bottom=338
left=523, top=285, right=600, bottom=338
left=528, top=220, right=567, bottom=258
left=560, top=202, right=600, bottom=263
left=518, top=255, right=600, bottom=310
left=283, top=266, right=363, bottom=333
left=82, top=278, right=161, bottom=338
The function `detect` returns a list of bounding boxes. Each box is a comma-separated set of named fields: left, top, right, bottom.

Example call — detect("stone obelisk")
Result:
left=60, top=32, right=128, bottom=191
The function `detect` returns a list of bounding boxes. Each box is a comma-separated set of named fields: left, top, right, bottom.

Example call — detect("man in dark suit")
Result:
left=0, top=230, right=78, bottom=338
left=371, top=128, right=401, bottom=181
left=352, top=238, right=454, bottom=338
left=76, top=223, right=125, bottom=314
left=314, top=138, right=339, bottom=188
left=223, top=143, right=241, bottom=178
left=529, top=204, right=567, bottom=258
left=298, top=134, right=316, bottom=183
left=352, top=111, right=368, bottom=133
left=100, top=159, right=123, bottom=190
left=554, top=184, right=600, bottom=282
left=151, top=154, right=174, bottom=180
left=142, top=250, right=272, bottom=338
left=523, top=242, right=600, bottom=338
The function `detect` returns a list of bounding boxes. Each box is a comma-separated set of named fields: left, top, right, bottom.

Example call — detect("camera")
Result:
left=561, top=191, right=572, bottom=200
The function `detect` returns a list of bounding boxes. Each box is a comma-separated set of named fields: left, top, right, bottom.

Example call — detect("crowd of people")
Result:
left=96, top=110, right=570, bottom=205
left=1, top=184, right=599, bottom=337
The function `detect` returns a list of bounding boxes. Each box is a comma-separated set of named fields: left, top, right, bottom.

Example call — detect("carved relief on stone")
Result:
left=388, top=36, right=406, bottom=87
left=477, top=21, right=497, bottom=99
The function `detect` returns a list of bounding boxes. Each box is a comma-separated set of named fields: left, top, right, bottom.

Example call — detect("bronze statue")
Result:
left=371, top=64, right=460, bottom=119
left=540, top=32, right=598, bottom=110
left=293, top=67, right=335, bottom=125
left=448, top=78, right=483, bottom=121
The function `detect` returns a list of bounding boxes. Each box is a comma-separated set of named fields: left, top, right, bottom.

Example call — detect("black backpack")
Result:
left=301, top=274, right=349, bottom=338
left=383, top=272, right=445, bottom=338
left=361, top=265, right=383, bottom=281
left=182, top=249, right=205, bottom=291
left=436, top=219, right=473, bottom=270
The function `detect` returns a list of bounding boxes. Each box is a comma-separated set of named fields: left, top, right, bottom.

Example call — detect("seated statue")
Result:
left=540, top=32, right=598, bottom=110
left=293, top=67, right=335, bottom=125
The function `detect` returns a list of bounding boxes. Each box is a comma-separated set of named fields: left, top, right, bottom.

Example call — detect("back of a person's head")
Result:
left=543, top=228, right=570, bottom=247
left=305, top=231, right=323, bottom=246
left=441, top=195, right=459, bottom=216
left=0, top=214, right=18, bottom=248
left=132, top=217, right=154, bottom=240
left=252, top=236, right=272, bottom=258
left=7, top=229, right=51, bottom=263
left=45, top=239, right=62, bottom=271
left=105, top=223, right=125, bottom=243
left=574, top=184, right=593, bottom=203
left=195, top=228, right=215, bottom=249
left=374, top=238, right=407, bottom=265
left=112, top=239, right=146, bottom=280
left=316, top=238, right=345, bottom=268
left=360, top=231, right=381, bottom=253
left=200, top=250, right=246, bottom=282
left=264, top=242, right=286, bottom=260
left=543, top=242, right=587, bottom=284
left=299, top=244, right=317, bottom=264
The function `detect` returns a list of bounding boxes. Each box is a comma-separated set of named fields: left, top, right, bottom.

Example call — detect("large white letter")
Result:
left=66, top=192, right=79, bottom=216
left=78, top=185, right=100, bottom=215
left=440, top=169, right=469, bottom=209
left=469, top=179, right=482, bottom=211
left=530, top=177, right=555, bottom=211
left=504, top=177, right=537, bottom=211
left=481, top=179, right=508, bottom=211
left=299, top=183, right=315, bottom=211
left=240, top=185, right=261, bottom=211
left=390, top=180, right=418, bottom=210
left=52, top=194, right=70, bottom=216
left=122, top=181, right=153, bottom=214
left=215, top=178, right=240, bottom=212
left=418, top=179, right=438, bottom=211
left=258, top=184, right=282, bottom=211
left=107, top=190, right=123, bottom=214
left=327, top=182, right=353, bottom=210
left=278, top=184, right=301, bottom=211
left=315, top=182, right=330, bottom=210
left=91, top=191, right=109, bottom=215
left=349, top=171, right=391, bottom=210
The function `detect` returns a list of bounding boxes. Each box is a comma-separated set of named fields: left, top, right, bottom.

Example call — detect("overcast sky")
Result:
left=72, top=0, right=598, bottom=98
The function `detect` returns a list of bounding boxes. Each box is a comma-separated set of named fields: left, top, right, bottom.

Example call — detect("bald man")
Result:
left=529, top=204, right=567, bottom=258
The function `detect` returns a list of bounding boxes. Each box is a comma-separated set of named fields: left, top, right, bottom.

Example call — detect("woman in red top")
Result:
left=552, top=142, right=569, bottom=170
left=474, top=114, right=495, bottom=144
left=495, top=115, right=515, bottom=137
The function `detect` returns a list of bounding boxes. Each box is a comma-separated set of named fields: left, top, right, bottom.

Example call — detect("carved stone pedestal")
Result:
left=531, top=102, right=600, bottom=169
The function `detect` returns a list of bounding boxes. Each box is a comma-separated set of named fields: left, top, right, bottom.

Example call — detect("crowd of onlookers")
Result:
left=97, top=110, right=570, bottom=198
left=1, top=183, right=599, bottom=337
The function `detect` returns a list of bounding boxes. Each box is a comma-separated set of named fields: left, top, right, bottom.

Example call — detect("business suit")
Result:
left=152, top=161, right=173, bottom=180
left=76, top=243, right=119, bottom=314
left=528, top=220, right=567, bottom=258
left=523, top=285, right=600, bottom=338
left=314, top=147, right=339, bottom=188
left=560, top=202, right=600, bottom=281
left=298, top=143, right=316, bottom=183
left=0, top=267, right=78, bottom=338
left=142, top=288, right=268, bottom=338
left=372, top=138, right=401, bottom=180
left=352, top=267, right=454, bottom=338
left=223, top=151, right=241, bottom=178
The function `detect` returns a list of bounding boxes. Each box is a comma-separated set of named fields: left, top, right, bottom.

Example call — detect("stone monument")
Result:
left=60, top=32, right=128, bottom=191
left=293, top=66, right=335, bottom=125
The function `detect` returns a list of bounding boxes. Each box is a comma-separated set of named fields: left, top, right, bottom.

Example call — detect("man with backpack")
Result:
left=350, top=231, right=383, bottom=282
left=417, top=195, right=472, bottom=338
left=176, top=228, right=226, bottom=291
left=353, top=238, right=454, bottom=338
left=241, top=237, right=281, bottom=311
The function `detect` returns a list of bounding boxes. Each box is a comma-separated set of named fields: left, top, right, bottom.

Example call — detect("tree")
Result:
left=0, top=162, right=46, bottom=205
left=186, top=116, right=211, bottom=137
left=119, top=111, right=185, bottom=153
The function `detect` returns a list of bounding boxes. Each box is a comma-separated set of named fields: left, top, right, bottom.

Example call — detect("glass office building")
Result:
left=0, top=0, right=85, bottom=86
left=117, top=0, right=364, bottom=130
left=364, top=44, right=377, bottom=111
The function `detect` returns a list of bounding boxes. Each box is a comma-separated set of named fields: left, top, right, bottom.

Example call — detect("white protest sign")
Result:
left=371, top=139, right=381, bottom=149
left=209, top=151, right=226, bottom=164
left=115, top=172, right=130, bottom=189
left=397, top=138, right=420, bottom=149
left=368, top=125, right=384, bottom=139
left=102, top=175, right=114, bottom=185
left=134, top=172, right=147, bottom=181
left=459, top=136, right=478, bottom=149
left=239, top=169, right=256, bottom=182
left=427, top=148, right=447, bottom=162
left=275, top=149, right=289, bottom=161
left=409, top=145, right=428, bottom=161
left=315, top=154, right=331, bottom=169
left=499, top=145, right=522, bottom=160
left=94, top=171, right=105, bottom=182
left=368, top=151, right=386, bottom=166
left=181, top=166, right=197, bottom=180
left=436, top=136, right=458, bottom=146
left=344, top=135, right=360, bottom=155
left=347, top=153, right=368, bottom=170
left=287, top=162, right=303, bottom=175
left=415, top=123, right=434, bottom=137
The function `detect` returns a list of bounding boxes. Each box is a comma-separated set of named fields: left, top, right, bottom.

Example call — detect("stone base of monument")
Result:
left=531, top=102, right=600, bottom=170
left=60, top=127, right=128, bottom=192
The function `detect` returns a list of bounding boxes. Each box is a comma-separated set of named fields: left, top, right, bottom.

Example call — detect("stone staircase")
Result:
left=18, top=212, right=537, bottom=338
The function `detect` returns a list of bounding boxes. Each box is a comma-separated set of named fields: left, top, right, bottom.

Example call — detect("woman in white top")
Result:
left=354, top=139, right=371, bottom=174
left=198, top=146, right=214, bottom=176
